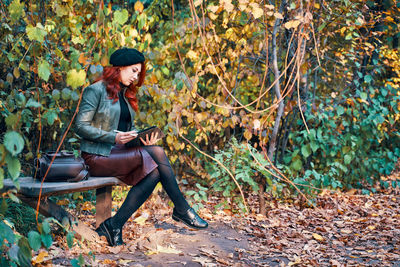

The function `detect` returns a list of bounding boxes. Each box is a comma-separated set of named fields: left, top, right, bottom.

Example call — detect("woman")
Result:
left=75, top=48, right=208, bottom=247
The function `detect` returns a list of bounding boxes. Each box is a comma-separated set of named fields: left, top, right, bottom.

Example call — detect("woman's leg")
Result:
left=142, top=146, right=190, bottom=214
left=110, top=168, right=160, bottom=230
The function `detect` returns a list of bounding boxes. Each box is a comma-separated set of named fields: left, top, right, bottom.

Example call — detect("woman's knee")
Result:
left=145, top=145, right=166, bottom=159
left=147, top=168, right=160, bottom=183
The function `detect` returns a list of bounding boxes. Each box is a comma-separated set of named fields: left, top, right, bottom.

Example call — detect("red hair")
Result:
left=97, top=62, right=146, bottom=112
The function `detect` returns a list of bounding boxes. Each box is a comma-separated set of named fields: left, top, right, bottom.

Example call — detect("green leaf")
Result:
left=43, top=110, right=58, bottom=125
left=42, top=220, right=51, bottom=234
left=62, top=88, right=71, bottom=100
left=344, top=154, right=352, bottom=165
left=71, top=259, right=80, bottom=267
left=138, top=13, right=146, bottom=29
left=161, top=66, right=170, bottom=76
left=66, top=69, right=86, bottom=89
left=26, top=98, right=42, bottom=108
left=8, top=192, right=20, bottom=203
left=0, top=169, right=4, bottom=190
left=8, top=0, right=25, bottom=23
left=364, top=75, right=372, bottom=83
left=26, top=23, right=47, bottom=43
left=52, top=89, right=61, bottom=100
left=337, top=106, right=344, bottom=116
left=8, top=244, right=20, bottom=264
left=317, top=22, right=327, bottom=32
left=71, top=91, right=80, bottom=101
left=4, top=131, right=24, bottom=156
left=78, top=254, right=85, bottom=265
left=27, top=231, right=41, bottom=251
left=360, top=92, right=367, bottom=100
left=0, top=220, right=16, bottom=243
left=18, top=237, right=32, bottom=267
left=291, top=159, right=302, bottom=171
left=310, top=141, right=319, bottom=153
left=5, top=114, right=18, bottom=128
left=41, top=234, right=52, bottom=249
left=114, top=9, right=129, bottom=25
left=38, top=60, right=51, bottom=81
left=66, top=232, right=74, bottom=249
left=301, top=144, right=311, bottom=158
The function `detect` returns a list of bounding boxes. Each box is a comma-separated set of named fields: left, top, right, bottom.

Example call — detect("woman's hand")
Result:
left=140, top=131, right=160, bottom=146
left=115, top=130, right=138, bottom=144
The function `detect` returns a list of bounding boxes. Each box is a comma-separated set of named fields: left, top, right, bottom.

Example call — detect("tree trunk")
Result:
left=267, top=0, right=287, bottom=160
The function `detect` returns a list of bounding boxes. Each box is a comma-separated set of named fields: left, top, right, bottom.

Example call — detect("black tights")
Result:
left=110, top=146, right=190, bottom=229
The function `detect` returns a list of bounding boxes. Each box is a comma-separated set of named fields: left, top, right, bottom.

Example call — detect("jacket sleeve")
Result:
left=75, top=85, right=117, bottom=144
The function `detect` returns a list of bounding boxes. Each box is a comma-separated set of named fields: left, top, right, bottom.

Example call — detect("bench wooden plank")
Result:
left=2, top=177, right=125, bottom=197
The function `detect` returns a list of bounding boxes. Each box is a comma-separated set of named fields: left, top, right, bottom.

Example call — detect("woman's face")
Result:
left=119, top=63, right=142, bottom=86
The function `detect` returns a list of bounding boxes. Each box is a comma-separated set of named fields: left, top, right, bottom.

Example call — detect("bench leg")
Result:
left=19, top=196, right=98, bottom=242
left=96, top=186, right=112, bottom=228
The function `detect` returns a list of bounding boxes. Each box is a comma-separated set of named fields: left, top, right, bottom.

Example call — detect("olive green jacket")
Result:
left=75, top=81, right=136, bottom=156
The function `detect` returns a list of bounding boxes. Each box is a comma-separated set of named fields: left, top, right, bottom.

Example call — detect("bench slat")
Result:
left=2, top=177, right=125, bottom=197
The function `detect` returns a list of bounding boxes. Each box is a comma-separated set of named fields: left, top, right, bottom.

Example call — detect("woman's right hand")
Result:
left=115, top=130, right=138, bottom=144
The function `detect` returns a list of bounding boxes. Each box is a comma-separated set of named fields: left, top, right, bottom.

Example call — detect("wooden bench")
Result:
left=2, top=177, right=125, bottom=241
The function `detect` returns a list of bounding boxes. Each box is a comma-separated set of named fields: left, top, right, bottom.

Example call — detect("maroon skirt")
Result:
left=81, top=144, right=158, bottom=186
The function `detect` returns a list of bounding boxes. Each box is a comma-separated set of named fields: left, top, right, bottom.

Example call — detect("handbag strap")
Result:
left=67, top=169, right=89, bottom=183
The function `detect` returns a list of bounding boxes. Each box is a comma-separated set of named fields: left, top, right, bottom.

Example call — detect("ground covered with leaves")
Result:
left=30, top=178, right=399, bottom=267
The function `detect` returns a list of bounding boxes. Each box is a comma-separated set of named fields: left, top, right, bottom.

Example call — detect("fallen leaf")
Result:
left=340, top=229, right=352, bottom=234
left=145, top=244, right=182, bottom=255
left=32, top=251, right=48, bottom=265
left=312, top=233, right=324, bottom=242
left=109, top=245, right=123, bottom=254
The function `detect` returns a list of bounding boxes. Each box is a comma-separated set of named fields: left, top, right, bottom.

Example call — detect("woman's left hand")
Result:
left=140, top=131, right=160, bottom=146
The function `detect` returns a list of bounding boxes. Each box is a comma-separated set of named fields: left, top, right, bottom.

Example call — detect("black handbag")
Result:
left=34, top=151, right=89, bottom=182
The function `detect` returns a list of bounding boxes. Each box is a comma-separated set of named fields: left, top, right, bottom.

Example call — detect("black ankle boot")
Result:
left=95, top=218, right=124, bottom=246
left=172, top=207, right=208, bottom=229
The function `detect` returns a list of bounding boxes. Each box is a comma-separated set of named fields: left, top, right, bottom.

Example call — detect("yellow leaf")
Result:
left=194, top=0, right=202, bottom=7
left=238, top=0, right=248, bottom=11
left=244, top=129, right=252, bottom=140
left=129, top=28, right=138, bottom=38
left=284, top=20, right=301, bottom=29
left=156, top=244, right=182, bottom=254
left=56, top=199, right=69, bottom=206
left=103, top=259, right=116, bottom=264
left=314, top=3, right=320, bottom=9
left=312, top=233, right=324, bottom=241
left=207, top=5, right=219, bottom=13
left=208, top=12, right=218, bottom=20
left=145, top=244, right=182, bottom=255
left=288, top=256, right=301, bottom=266
left=32, top=251, right=48, bottom=265
left=186, top=50, right=198, bottom=60
left=274, top=12, right=283, bottom=19
left=368, top=225, right=376, bottom=230
left=250, top=3, right=263, bottom=19
left=134, top=214, right=148, bottom=226
left=134, top=1, right=144, bottom=13
left=81, top=201, right=94, bottom=211
left=222, top=0, right=234, bottom=13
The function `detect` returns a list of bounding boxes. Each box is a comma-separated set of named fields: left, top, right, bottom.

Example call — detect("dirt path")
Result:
left=38, top=190, right=400, bottom=266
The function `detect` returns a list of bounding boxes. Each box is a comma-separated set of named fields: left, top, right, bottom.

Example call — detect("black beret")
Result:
left=110, top=48, right=145, bottom=66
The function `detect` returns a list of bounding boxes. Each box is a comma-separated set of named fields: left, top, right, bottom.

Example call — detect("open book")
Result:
left=125, top=126, right=165, bottom=148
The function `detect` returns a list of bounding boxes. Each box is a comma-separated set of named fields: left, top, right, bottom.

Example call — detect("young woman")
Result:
left=75, top=48, right=208, bottom=247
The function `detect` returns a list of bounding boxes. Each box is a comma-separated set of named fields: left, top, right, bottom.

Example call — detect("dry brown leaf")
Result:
left=312, top=233, right=324, bottom=242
